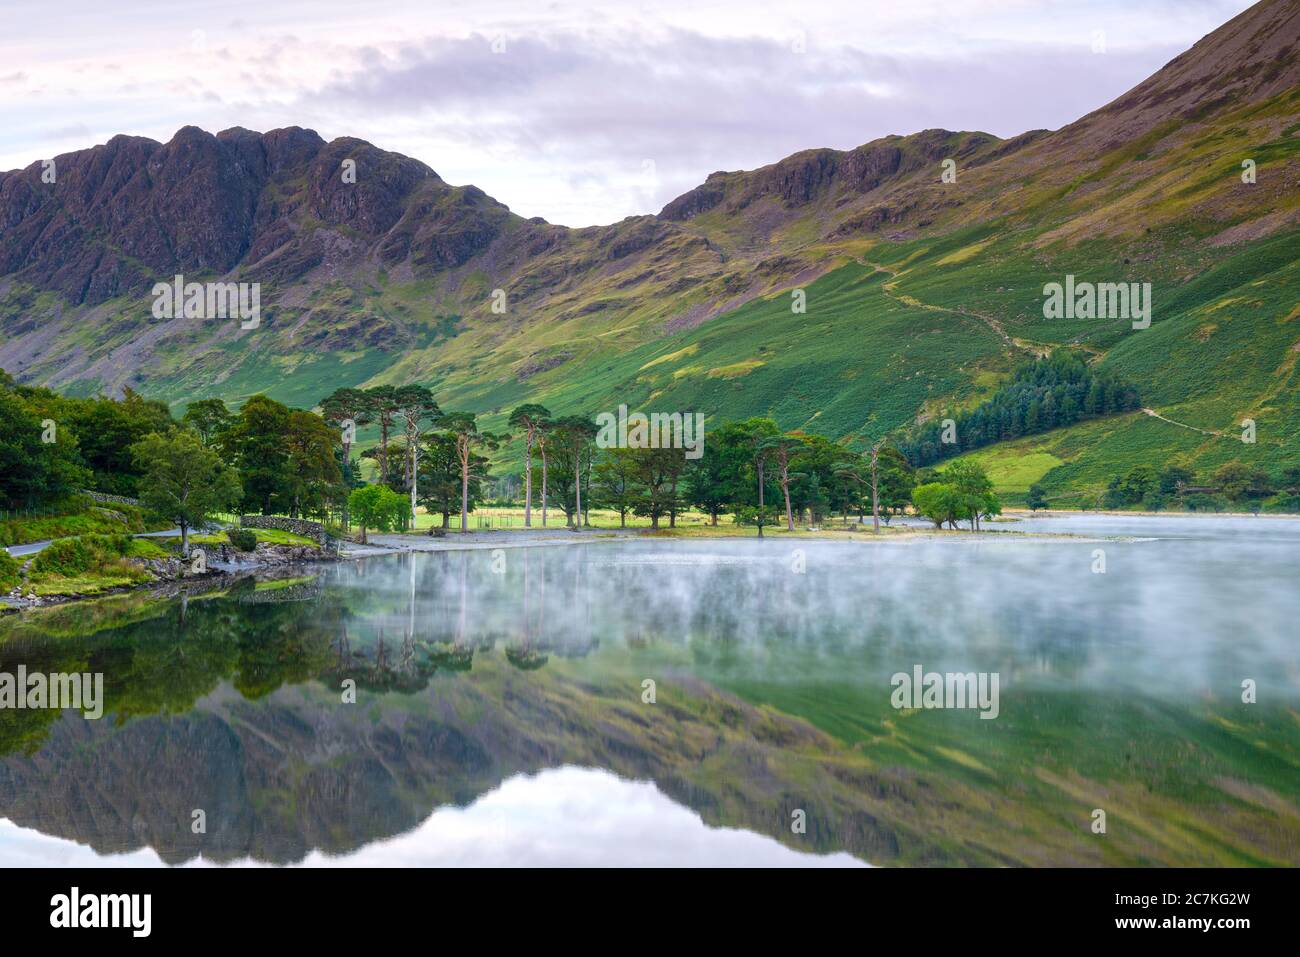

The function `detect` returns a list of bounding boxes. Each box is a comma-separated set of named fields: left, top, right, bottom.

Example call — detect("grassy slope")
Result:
left=10, top=48, right=1295, bottom=493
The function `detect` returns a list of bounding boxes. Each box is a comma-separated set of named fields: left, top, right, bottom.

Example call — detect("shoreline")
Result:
left=7, top=510, right=1299, bottom=616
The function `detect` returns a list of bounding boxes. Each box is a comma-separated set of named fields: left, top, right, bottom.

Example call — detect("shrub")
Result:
left=227, top=528, right=258, bottom=552
left=30, top=534, right=132, bottom=577
left=0, top=551, right=21, bottom=590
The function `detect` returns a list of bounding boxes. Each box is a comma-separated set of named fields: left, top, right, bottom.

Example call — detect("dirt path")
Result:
left=861, top=260, right=1048, bottom=358
left=1140, top=407, right=1225, bottom=437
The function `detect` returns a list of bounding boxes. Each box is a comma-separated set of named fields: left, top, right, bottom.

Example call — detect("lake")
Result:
left=1, top=513, right=1297, bottom=866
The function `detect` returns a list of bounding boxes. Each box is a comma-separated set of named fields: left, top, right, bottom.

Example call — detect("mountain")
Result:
left=2, top=0, right=1297, bottom=501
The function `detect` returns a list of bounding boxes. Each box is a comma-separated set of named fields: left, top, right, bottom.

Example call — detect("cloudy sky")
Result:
left=0, top=0, right=1255, bottom=226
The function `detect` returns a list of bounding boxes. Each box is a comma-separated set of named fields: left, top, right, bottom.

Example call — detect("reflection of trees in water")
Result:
left=0, top=538, right=1158, bottom=759
left=327, top=543, right=1094, bottom=678
left=0, top=578, right=339, bottom=756
left=3, top=542, right=1296, bottom=867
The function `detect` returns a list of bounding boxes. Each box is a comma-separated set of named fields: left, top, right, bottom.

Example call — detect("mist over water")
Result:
left=341, top=517, right=1300, bottom=703
left=1, top=512, right=1296, bottom=866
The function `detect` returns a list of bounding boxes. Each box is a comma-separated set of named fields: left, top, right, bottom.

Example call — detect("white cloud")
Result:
left=0, top=0, right=1255, bottom=225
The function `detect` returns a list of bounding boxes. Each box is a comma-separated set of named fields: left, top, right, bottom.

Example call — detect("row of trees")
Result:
left=189, top=387, right=509, bottom=537
left=315, top=394, right=923, bottom=538
left=900, top=351, right=1141, bottom=467
left=313, top=385, right=509, bottom=536
left=495, top=406, right=922, bottom=534
left=1097, top=461, right=1300, bottom=513
left=183, top=395, right=342, bottom=519
left=1, top=371, right=177, bottom=509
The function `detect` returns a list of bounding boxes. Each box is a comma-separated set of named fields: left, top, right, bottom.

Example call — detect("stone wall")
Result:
left=239, top=515, right=329, bottom=545
left=81, top=490, right=141, bottom=507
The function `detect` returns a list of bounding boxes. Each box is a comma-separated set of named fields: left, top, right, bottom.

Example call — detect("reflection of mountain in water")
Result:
left=0, top=655, right=910, bottom=866
left=0, top=558, right=918, bottom=867
left=1, top=539, right=1297, bottom=867
left=1, top=766, right=868, bottom=867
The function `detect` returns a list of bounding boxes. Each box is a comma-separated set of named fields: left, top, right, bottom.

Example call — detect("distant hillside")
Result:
left=1, top=0, right=1297, bottom=500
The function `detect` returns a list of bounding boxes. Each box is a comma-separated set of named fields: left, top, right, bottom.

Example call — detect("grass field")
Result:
left=402, top=505, right=904, bottom=536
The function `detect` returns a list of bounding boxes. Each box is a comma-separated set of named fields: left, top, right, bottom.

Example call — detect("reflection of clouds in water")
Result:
left=0, top=818, right=165, bottom=867
left=1, top=769, right=866, bottom=868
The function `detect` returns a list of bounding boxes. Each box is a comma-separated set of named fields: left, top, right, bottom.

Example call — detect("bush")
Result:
left=227, top=528, right=258, bottom=552
left=0, top=551, right=21, bottom=590
left=30, top=534, right=132, bottom=577
left=1025, top=483, right=1048, bottom=511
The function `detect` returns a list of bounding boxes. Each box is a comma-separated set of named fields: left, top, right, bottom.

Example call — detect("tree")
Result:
left=364, top=386, right=400, bottom=487
left=942, top=460, right=997, bottom=530
left=418, top=433, right=487, bottom=527
left=131, top=431, right=241, bottom=559
left=441, top=413, right=503, bottom=531
left=550, top=416, right=596, bottom=529
left=758, top=434, right=804, bottom=531
left=539, top=444, right=578, bottom=526
left=181, top=398, right=232, bottom=447
left=1213, top=460, right=1274, bottom=503
left=1119, top=466, right=1157, bottom=505
left=1103, top=476, right=1127, bottom=510
left=284, top=410, right=342, bottom=519
left=911, top=482, right=961, bottom=529
left=1280, top=465, right=1300, bottom=495
left=1158, top=464, right=1195, bottom=496
left=319, top=387, right=375, bottom=530
left=508, top=404, right=551, bottom=528
left=0, top=384, right=89, bottom=509
left=63, top=388, right=175, bottom=496
left=628, top=446, right=686, bottom=530
left=347, top=484, right=406, bottom=544
left=593, top=448, right=637, bottom=527
left=683, top=438, right=731, bottom=525
left=832, top=451, right=873, bottom=525
left=729, top=418, right=780, bottom=537
left=536, top=422, right=553, bottom=528
left=899, top=350, right=1140, bottom=467
left=1026, top=483, right=1048, bottom=511
left=219, top=395, right=292, bottom=515
left=876, top=446, right=916, bottom=517
left=867, top=441, right=894, bottom=531
left=1185, top=492, right=1224, bottom=513
left=392, top=385, right=441, bottom=523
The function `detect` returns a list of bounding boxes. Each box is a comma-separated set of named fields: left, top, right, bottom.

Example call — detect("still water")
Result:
left=1, top=514, right=1297, bottom=866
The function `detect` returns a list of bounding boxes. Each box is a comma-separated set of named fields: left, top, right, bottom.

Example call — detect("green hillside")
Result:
left=2, top=0, right=1297, bottom=496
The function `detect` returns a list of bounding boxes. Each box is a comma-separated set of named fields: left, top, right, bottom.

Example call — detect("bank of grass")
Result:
left=396, top=505, right=917, bottom=540
left=253, top=575, right=316, bottom=592
left=0, top=502, right=163, bottom=547
left=409, top=506, right=719, bottom=532
left=176, top=527, right=319, bottom=548
left=642, top=522, right=914, bottom=540
left=25, top=533, right=171, bottom=597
